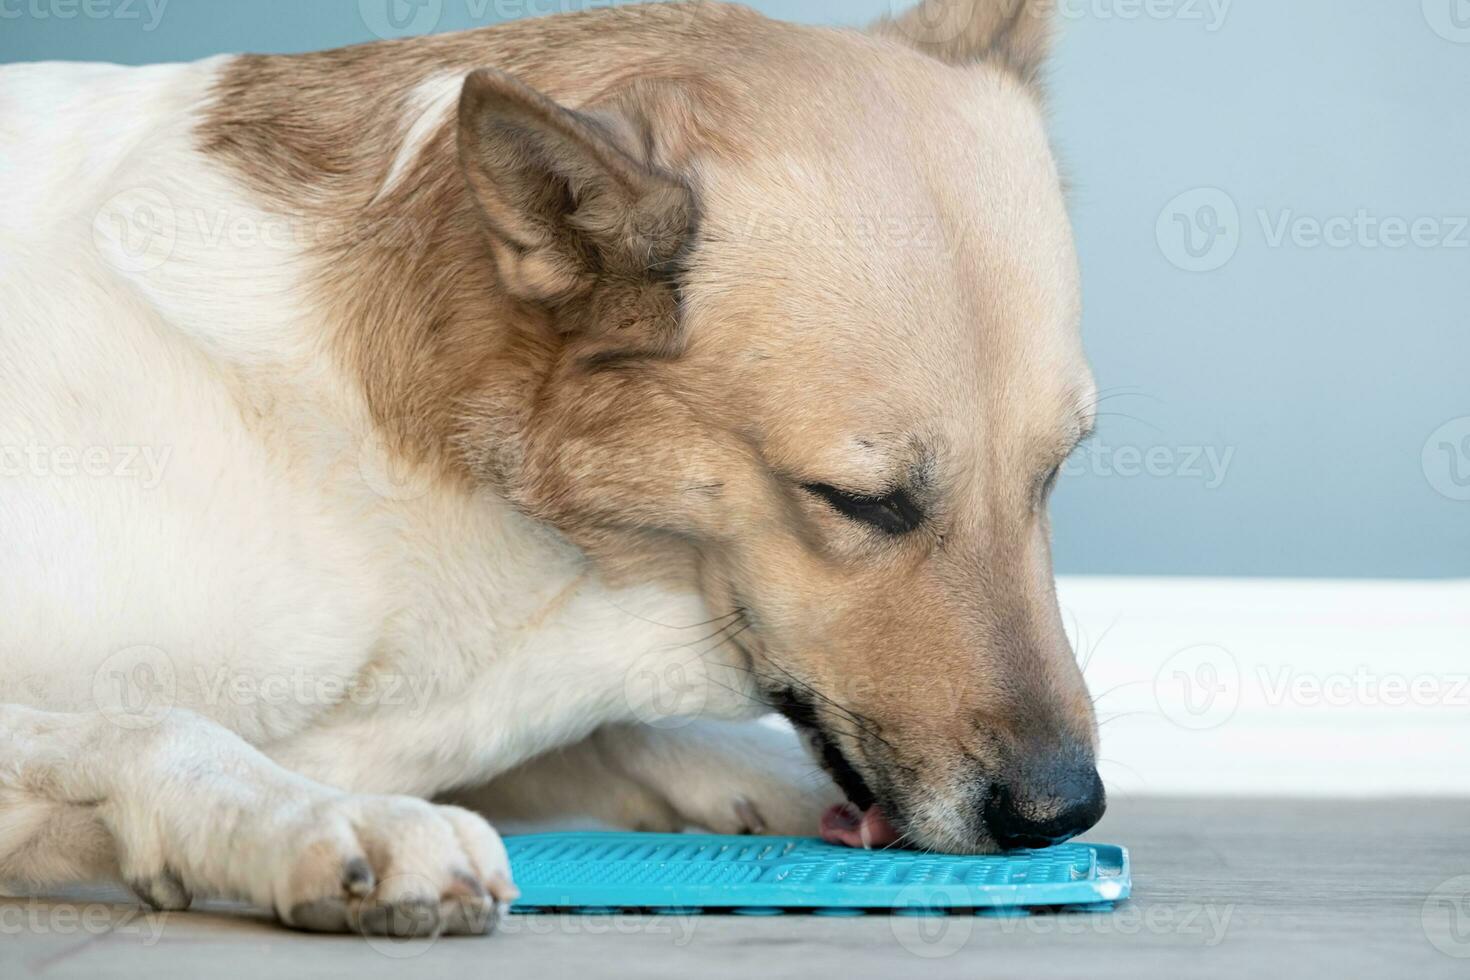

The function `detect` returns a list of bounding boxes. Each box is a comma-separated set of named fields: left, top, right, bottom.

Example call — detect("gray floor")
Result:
left=5, top=798, right=1468, bottom=979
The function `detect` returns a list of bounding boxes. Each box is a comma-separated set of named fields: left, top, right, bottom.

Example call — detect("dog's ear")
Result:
left=457, top=69, right=694, bottom=306
left=873, top=0, right=1055, bottom=83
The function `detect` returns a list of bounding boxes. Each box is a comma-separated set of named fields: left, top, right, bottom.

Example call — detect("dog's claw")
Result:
left=734, top=797, right=767, bottom=835
left=128, top=868, right=193, bottom=912
left=359, top=897, right=442, bottom=938
left=287, top=898, right=350, bottom=933
left=341, top=857, right=375, bottom=897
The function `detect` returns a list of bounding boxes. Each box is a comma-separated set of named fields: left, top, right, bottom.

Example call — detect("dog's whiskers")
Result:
left=1088, top=679, right=1150, bottom=706
left=599, top=601, right=745, bottom=633
left=1078, top=612, right=1120, bottom=677
left=755, top=660, right=897, bottom=752
left=680, top=616, right=753, bottom=654
left=1096, top=710, right=1149, bottom=728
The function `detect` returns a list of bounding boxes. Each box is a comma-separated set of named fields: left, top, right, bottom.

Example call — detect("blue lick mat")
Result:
left=504, top=832, right=1130, bottom=916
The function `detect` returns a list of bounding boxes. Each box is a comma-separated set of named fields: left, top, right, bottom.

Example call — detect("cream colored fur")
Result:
left=0, top=0, right=1096, bottom=936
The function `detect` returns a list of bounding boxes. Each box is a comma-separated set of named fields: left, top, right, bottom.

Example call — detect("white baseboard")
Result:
left=1056, top=577, right=1470, bottom=797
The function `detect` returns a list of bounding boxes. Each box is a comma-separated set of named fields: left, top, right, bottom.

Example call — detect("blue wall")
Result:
left=4, top=1, right=1466, bottom=578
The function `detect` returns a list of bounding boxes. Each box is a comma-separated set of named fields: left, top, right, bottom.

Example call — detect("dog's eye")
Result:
left=804, top=483, right=924, bottom=535
left=1040, top=463, right=1063, bottom=501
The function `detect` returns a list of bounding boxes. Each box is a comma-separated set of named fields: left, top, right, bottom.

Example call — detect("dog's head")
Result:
left=459, top=0, right=1100, bottom=853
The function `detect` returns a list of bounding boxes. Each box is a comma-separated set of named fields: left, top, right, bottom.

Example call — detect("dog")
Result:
left=0, top=0, right=1102, bottom=936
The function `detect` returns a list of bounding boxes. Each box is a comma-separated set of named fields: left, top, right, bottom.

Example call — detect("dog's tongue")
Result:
left=819, top=803, right=901, bottom=849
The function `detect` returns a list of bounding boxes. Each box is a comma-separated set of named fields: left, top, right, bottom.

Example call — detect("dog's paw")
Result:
left=127, top=867, right=193, bottom=911
left=690, top=795, right=775, bottom=836
left=602, top=720, right=846, bottom=838
left=270, top=796, right=516, bottom=936
left=672, top=778, right=844, bottom=837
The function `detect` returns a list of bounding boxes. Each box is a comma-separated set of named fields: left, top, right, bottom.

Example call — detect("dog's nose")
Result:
left=983, top=766, right=1106, bottom=851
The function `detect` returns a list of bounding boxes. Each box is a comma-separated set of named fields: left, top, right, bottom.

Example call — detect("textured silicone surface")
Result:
left=504, top=833, right=1130, bottom=914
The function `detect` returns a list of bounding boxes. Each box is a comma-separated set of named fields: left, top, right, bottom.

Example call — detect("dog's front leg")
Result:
left=459, top=720, right=843, bottom=836
left=588, top=720, right=846, bottom=835
left=0, top=704, right=515, bottom=934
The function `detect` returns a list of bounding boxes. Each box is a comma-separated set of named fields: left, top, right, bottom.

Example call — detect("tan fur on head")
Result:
left=874, top=0, right=1056, bottom=83
left=201, top=0, right=1101, bottom=853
